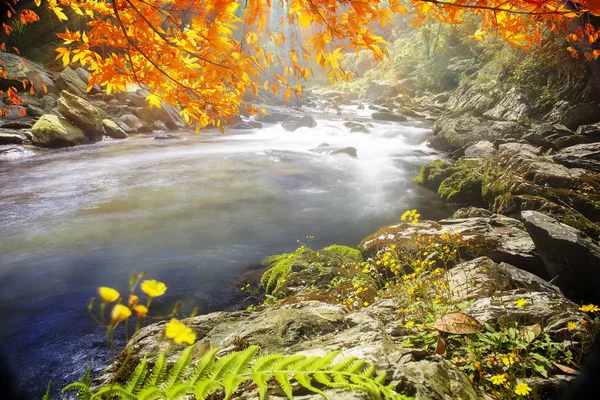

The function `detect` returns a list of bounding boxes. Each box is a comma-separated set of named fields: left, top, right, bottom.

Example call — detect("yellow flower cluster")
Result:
left=579, top=304, right=600, bottom=313
left=95, top=279, right=167, bottom=330
left=401, top=209, right=420, bottom=224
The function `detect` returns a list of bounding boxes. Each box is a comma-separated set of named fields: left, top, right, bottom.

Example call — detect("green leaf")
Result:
left=223, top=375, right=248, bottom=399
left=145, top=353, right=167, bottom=388
left=165, top=345, right=195, bottom=389
left=189, top=347, right=220, bottom=384
left=42, top=381, right=51, bottom=400
left=125, top=356, right=148, bottom=394
left=194, top=379, right=221, bottom=400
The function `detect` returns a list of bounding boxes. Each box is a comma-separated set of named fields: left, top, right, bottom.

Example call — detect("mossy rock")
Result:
left=437, top=159, right=486, bottom=206
left=319, top=245, right=363, bottom=263
left=414, top=160, right=454, bottom=190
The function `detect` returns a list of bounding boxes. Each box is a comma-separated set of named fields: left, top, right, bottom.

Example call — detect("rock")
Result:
left=331, top=147, right=358, bottom=158
left=371, top=111, right=407, bottom=122
left=522, top=210, right=600, bottom=302
left=102, top=119, right=128, bottom=139
left=576, top=122, right=600, bottom=138
left=364, top=81, right=412, bottom=100
left=0, top=120, right=33, bottom=129
left=343, top=121, right=369, bottom=133
left=119, top=114, right=144, bottom=132
left=154, top=134, right=181, bottom=140
left=26, top=105, right=47, bottom=117
left=93, top=300, right=476, bottom=400
left=463, top=140, right=495, bottom=158
left=56, top=66, right=88, bottom=97
left=281, top=115, right=317, bottom=131
left=452, top=207, right=493, bottom=219
left=75, top=67, right=102, bottom=94
left=523, top=132, right=556, bottom=150
left=109, top=118, right=135, bottom=134
left=447, top=257, right=560, bottom=301
left=0, top=132, right=24, bottom=145
left=57, top=91, right=104, bottom=139
left=554, top=142, right=600, bottom=172
left=31, top=114, right=87, bottom=148
left=560, top=102, right=600, bottom=130
left=0, top=52, right=56, bottom=94
left=309, top=144, right=358, bottom=158
left=152, top=121, right=168, bottom=132
left=433, top=114, right=527, bottom=150
left=482, top=87, right=530, bottom=122
left=360, top=213, right=546, bottom=277
left=463, top=290, right=587, bottom=338
left=41, top=95, right=57, bottom=112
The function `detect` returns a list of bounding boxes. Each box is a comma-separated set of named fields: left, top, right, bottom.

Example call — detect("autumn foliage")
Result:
left=1, top=0, right=600, bottom=128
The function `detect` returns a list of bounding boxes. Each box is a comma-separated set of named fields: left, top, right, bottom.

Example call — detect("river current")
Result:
left=0, top=105, right=452, bottom=397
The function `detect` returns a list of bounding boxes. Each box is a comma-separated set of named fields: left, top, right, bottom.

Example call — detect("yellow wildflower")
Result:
left=141, top=280, right=167, bottom=298
left=110, top=304, right=131, bottom=325
left=490, top=374, right=507, bottom=385
left=579, top=304, right=600, bottom=313
left=514, top=298, right=527, bottom=307
left=165, top=319, right=196, bottom=344
left=568, top=321, right=577, bottom=330
left=128, top=294, right=139, bottom=307
left=405, top=321, right=415, bottom=328
left=363, top=301, right=369, bottom=307
left=514, top=382, right=532, bottom=396
left=502, top=354, right=515, bottom=366
left=133, top=305, right=148, bottom=319
left=98, top=287, right=120, bottom=303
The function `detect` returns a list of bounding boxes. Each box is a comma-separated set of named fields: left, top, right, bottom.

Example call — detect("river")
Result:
left=0, top=105, right=452, bottom=398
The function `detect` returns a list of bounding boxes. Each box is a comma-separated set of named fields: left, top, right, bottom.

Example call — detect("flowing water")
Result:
left=0, top=105, right=452, bottom=397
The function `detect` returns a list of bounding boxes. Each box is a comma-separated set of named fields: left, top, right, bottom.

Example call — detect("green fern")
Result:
left=63, top=344, right=412, bottom=400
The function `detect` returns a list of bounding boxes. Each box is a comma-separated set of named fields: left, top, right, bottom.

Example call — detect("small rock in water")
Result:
left=343, top=121, right=369, bottom=134
left=154, top=133, right=181, bottom=140
left=371, top=111, right=407, bottom=122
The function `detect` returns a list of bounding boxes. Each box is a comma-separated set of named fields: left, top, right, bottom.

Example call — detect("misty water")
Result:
left=0, top=105, right=453, bottom=397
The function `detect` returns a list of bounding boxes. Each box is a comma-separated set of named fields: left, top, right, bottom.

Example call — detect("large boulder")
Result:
left=31, top=115, right=87, bottom=148
left=560, top=102, right=600, bottom=130
left=0, top=52, right=56, bottom=94
left=281, top=115, right=317, bottom=131
left=92, top=300, right=477, bottom=400
left=522, top=210, right=600, bottom=302
left=360, top=212, right=546, bottom=277
left=56, top=66, right=88, bottom=97
left=432, top=114, right=527, bottom=150
left=463, top=140, right=496, bottom=158
left=553, top=143, right=600, bottom=173
left=102, top=119, right=128, bottom=139
left=57, top=91, right=104, bottom=139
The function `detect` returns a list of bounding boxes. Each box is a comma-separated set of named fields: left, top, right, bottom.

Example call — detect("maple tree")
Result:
left=1, top=0, right=599, bottom=128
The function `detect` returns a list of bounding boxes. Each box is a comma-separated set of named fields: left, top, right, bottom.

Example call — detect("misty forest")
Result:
left=1, top=0, right=600, bottom=399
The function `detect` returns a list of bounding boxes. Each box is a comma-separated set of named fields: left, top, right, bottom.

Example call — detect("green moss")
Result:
left=320, top=245, right=363, bottom=263
left=260, top=248, right=311, bottom=294
left=437, top=159, right=485, bottom=205
left=414, top=160, right=452, bottom=189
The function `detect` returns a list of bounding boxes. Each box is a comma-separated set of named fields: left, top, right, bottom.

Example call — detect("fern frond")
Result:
left=188, top=346, right=220, bottom=384
left=70, top=345, right=411, bottom=400
left=144, top=352, right=167, bottom=388
left=137, top=386, right=165, bottom=400
left=91, top=384, right=137, bottom=400
left=124, top=355, right=147, bottom=394
left=194, top=379, right=222, bottom=400
left=164, top=345, right=194, bottom=389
